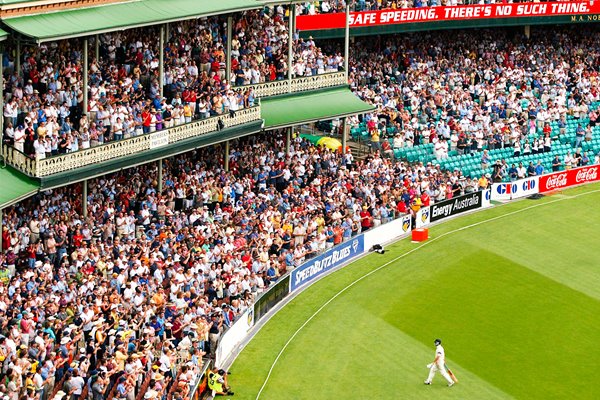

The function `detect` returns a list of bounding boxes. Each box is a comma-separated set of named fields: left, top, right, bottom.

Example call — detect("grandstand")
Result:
left=0, top=1, right=599, bottom=400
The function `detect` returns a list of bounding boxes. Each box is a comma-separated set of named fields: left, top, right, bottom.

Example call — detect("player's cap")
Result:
left=434, top=339, right=442, bottom=346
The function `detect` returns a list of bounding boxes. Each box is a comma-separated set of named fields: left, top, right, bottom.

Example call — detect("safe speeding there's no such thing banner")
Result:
left=295, top=2, right=598, bottom=30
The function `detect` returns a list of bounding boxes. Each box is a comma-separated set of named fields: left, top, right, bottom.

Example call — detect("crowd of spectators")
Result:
left=0, top=128, right=489, bottom=399
left=3, top=8, right=600, bottom=400
left=347, top=26, right=600, bottom=165
left=1, top=6, right=343, bottom=159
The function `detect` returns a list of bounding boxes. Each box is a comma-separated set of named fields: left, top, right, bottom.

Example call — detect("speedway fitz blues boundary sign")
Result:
left=296, top=2, right=598, bottom=30
left=290, top=235, right=364, bottom=292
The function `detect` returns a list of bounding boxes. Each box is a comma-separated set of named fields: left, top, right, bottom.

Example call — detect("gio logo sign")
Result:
left=522, top=179, right=536, bottom=191
left=492, top=177, right=539, bottom=200
left=496, top=183, right=518, bottom=195
left=495, top=179, right=536, bottom=195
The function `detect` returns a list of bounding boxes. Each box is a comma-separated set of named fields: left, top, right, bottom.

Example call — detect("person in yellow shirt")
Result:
left=315, top=215, right=325, bottom=233
left=281, top=221, right=293, bottom=234
left=114, top=343, right=129, bottom=372
left=411, top=198, right=422, bottom=215
left=371, top=128, right=381, bottom=152
left=183, top=104, right=192, bottom=123
left=37, top=121, right=48, bottom=139
left=478, top=174, right=489, bottom=189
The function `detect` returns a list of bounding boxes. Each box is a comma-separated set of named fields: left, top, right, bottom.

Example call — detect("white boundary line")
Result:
left=254, top=188, right=600, bottom=400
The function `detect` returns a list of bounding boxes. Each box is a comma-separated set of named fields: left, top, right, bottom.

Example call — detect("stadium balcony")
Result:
left=0, top=0, right=372, bottom=202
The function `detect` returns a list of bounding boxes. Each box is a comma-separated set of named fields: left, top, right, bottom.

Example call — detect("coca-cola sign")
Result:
left=575, top=167, right=598, bottom=183
left=539, top=166, right=600, bottom=193
left=543, top=173, right=568, bottom=191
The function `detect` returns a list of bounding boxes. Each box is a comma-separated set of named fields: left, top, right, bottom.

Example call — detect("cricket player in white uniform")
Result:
left=424, top=338, right=454, bottom=386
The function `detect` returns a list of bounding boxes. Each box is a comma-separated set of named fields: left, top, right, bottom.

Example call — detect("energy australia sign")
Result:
left=430, top=191, right=483, bottom=223
left=290, top=235, right=365, bottom=292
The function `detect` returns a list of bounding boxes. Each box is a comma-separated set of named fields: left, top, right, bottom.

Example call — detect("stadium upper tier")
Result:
left=0, top=5, right=375, bottom=187
left=346, top=26, right=600, bottom=180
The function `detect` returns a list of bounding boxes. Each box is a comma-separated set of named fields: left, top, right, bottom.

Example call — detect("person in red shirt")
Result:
left=333, top=225, right=343, bottom=245
left=359, top=205, right=372, bottom=232
left=142, top=107, right=152, bottom=134
left=72, top=229, right=84, bottom=248
left=396, top=199, right=408, bottom=216
left=182, top=88, right=192, bottom=104
left=421, top=192, right=431, bottom=207
left=1, top=227, right=9, bottom=251
left=543, top=122, right=552, bottom=136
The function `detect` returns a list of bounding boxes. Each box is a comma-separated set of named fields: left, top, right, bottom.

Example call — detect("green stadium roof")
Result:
left=0, top=166, right=39, bottom=209
left=261, top=88, right=374, bottom=130
left=2, top=0, right=267, bottom=42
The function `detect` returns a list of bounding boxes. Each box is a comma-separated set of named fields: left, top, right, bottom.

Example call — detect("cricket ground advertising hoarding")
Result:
left=215, top=308, right=254, bottom=366
left=290, top=235, right=365, bottom=292
left=296, top=1, right=598, bottom=31
left=430, top=191, right=483, bottom=222
left=491, top=177, right=539, bottom=201
left=254, top=274, right=290, bottom=322
left=417, top=191, right=485, bottom=227
left=539, top=165, right=600, bottom=193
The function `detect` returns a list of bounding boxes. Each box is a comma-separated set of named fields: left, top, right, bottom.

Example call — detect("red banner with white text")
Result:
left=296, top=1, right=600, bottom=31
left=538, top=165, right=600, bottom=193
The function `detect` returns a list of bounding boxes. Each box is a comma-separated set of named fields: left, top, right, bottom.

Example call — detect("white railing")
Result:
left=234, top=72, right=347, bottom=98
left=2, top=106, right=261, bottom=178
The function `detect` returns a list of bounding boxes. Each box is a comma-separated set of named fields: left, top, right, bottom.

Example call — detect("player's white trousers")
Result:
left=426, top=363, right=453, bottom=384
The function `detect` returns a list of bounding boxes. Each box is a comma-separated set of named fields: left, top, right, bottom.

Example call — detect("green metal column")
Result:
left=82, top=180, right=88, bottom=218
left=226, top=15, right=233, bottom=85
left=95, top=34, right=100, bottom=61
left=287, top=4, right=294, bottom=92
left=158, top=159, right=163, bottom=194
left=15, top=40, right=20, bottom=76
left=342, top=117, right=348, bottom=154
left=0, top=208, right=3, bottom=252
left=159, top=25, right=165, bottom=98
left=224, top=141, right=230, bottom=172
left=344, top=5, right=350, bottom=79
left=286, top=127, right=292, bottom=155
left=83, top=38, right=88, bottom=118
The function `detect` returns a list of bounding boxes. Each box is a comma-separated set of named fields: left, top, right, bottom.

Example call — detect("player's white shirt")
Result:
left=435, top=344, right=446, bottom=366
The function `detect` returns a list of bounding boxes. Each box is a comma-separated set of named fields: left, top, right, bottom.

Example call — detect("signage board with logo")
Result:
left=149, top=131, right=169, bottom=149
left=430, top=191, right=483, bottom=223
left=416, top=206, right=430, bottom=228
left=296, top=2, right=598, bottom=31
left=482, top=189, right=492, bottom=208
left=290, top=235, right=364, bottom=292
left=539, top=165, right=600, bottom=193
left=491, top=177, right=539, bottom=201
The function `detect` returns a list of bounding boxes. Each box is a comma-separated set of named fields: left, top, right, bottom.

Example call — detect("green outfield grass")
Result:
left=230, top=183, right=600, bottom=400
